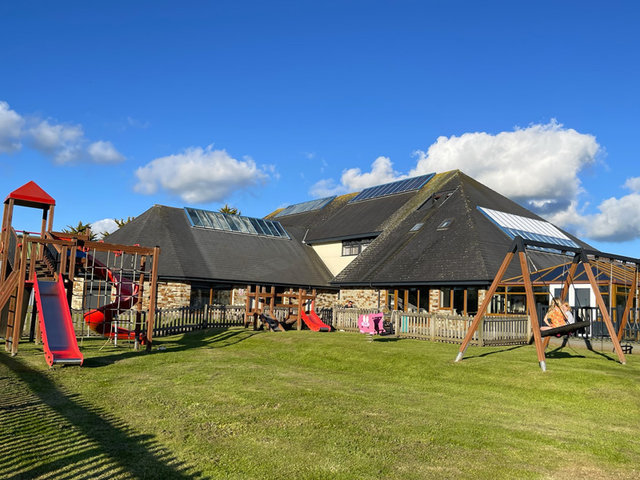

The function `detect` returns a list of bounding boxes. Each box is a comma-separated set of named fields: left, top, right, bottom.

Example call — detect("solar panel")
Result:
left=274, top=196, right=336, bottom=218
left=184, top=207, right=290, bottom=239
left=478, top=207, right=579, bottom=248
left=349, top=173, right=435, bottom=203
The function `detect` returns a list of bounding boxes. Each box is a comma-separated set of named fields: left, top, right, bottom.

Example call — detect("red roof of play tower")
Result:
left=5, top=181, right=56, bottom=207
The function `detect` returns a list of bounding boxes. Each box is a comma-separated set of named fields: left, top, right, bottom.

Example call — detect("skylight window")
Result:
left=185, top=207, right=290, bottom=239
left=409, top=222, right=424, bottom=232
left=349, top=173, right=435, bottom=203
left=274, top=196, right=336, bottom=217
left=478, top=206, right=579, bottom=248
left=437, top=219, right=454, bottom=230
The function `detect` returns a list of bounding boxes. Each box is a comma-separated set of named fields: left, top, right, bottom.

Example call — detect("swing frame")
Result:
left=455, top=237, right=638, bottom=371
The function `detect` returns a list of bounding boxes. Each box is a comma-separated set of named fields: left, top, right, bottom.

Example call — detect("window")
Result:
left=441, top=287, right=452, bottom=309
left=437, top=218, right=454, bottom=231
left=342, top=237, right=374, bottom=256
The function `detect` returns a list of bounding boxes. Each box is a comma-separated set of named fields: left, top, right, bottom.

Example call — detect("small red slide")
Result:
left=300, top=309, right=331, bottom=332
left=33, top=275, right=83, bottom=366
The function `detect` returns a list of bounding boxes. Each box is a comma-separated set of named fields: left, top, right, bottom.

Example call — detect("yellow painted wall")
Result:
left=311, top=242, right=357, bottom=276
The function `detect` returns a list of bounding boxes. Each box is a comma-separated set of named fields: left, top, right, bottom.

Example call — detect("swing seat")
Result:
left=540, top=320, right=590, bottom=338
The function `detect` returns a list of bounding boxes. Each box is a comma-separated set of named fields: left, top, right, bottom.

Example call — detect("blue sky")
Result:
left=1, top=1, right=639, bottom=257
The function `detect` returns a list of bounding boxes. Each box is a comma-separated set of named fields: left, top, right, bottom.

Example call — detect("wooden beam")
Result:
left=145, top=246, right=160, bottom=351
left=617, top=269, right=638, bottom=342
left=244, top=284, right=252, bottom=327
left=582, top=257, right=626, bottom=364
left=1, top=199, right=14, bottom=281
left=560, top=258, right=579, bottom=302
left=519, top=251, right=546, bottom=371
left=456, top=249, right=515, bottom=361
left=11, top=234, right=29, bottom=355
left=46, top=205, right=55, bottom=233
left=463, top=289, right=468, bottom=316
left=297, top=289, right=303, bottom=330
left=269, top=286, right=275, bottom=316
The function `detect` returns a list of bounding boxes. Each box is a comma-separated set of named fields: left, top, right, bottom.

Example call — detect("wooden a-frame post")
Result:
left=455, top=239, right=518, bottom=364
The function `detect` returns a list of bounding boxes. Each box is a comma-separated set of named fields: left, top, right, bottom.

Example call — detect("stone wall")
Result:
left=315, top=290, right=339, bottom=309
left=231, top=287, right=247, bottom=306
left=478, top=289, right=487, bottom=313
left=429, top=289, right=440, bottom=311
left=339, top=288, right=384, bottom=310
left=138, top=281, right=190, bottom=309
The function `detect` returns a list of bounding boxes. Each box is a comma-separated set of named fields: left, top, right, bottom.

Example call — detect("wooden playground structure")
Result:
left=455, top=236, right=639, bottom=371
left=0, top=181, right=160, bottom=364
left=244, top=284, right=318, bottom=330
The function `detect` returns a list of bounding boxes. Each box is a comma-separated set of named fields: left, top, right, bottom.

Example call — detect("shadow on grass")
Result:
left=464, top=344, right=526, bottom=359
left=0, top=353, right=203, bottom=479
left=546, top=344, right=619, bottom=363
left=82, top=327, right=260, bottom=368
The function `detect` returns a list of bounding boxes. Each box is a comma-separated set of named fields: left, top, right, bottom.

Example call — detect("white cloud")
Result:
left=91, top=218, right=119, bottom=239
left=309, top=178, right=344, bottom=197
left=28, top=120, right=125, bottom=165
left=0, top=100, right=125, bottom=164
left=134, top=145, right=271, bottom=203
left=310, top=156, right=403, bottom=197
left=624, top=177, right=640, bottom=193
left=0, top=101, right=24, bottom=153
left=564, top=179, right=640, bottom=242
left=29, top=120, right=85, bottom=163
left=411, top=120, right=600, bottom=216
left=87, top=140, right=125, bottom=163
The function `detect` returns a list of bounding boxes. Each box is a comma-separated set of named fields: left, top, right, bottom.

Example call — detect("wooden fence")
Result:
left=331, top=308, right=382, bottom=332
left=31, top=304, right=538, bottom=347
left=393, top=311, right=530, bottom=346
left=63, top=304, right=245, bottom=339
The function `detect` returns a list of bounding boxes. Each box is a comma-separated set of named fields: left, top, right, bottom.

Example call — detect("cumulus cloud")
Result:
left=624, top=177, right=640, bottom=193
left=28, top=120, right=85, bottom=163
left=0, top=101, right=24, bottom=153
left=91, top=218, right=119, bottom=239
left=566, top=180, right=640, bottom=243
left=87, top=140, right=125, bottom=163
left=134, top=145, right=271, bottom=203
left=310, top=156, right=404, bottom=197
left=0, top=100, right=125, bottom=164
left=411, top=120, right=601, bottom=216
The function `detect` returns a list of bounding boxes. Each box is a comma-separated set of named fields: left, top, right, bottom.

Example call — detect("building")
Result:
left=107, top=170, right=595, bottom=313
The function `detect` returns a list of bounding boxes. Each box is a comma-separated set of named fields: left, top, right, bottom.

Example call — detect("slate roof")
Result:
left=107, top=170, right=596, bottom=290
left=330, top=170, right=594, bottom=286
left=105, top=205, right=334, bottom=288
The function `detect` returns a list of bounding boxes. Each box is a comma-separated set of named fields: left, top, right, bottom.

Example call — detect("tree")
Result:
left=102, top=216, right=135, bottom=239
left=115, top=216, right=135, bottom=227
left=219, top=204, right=241, bottom=215
left=62, top=221, right=97, bottom=241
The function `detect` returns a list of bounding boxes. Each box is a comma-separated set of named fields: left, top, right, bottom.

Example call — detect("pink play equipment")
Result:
left=358, top=313, right=385, bottom=335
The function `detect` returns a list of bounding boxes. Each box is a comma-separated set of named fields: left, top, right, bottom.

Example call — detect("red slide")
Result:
left=82, top=253, right=140, bottom=340
left=300, top=309, right=331, bottom=332
left=33, top=275, right=83, bottom=366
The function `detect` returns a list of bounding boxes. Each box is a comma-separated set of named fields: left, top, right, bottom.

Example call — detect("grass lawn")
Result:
left=1, top=328, right=639, bottom=479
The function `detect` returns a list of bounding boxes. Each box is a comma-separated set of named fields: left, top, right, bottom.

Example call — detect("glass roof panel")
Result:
left=349, top=173, right=435, bottom=203
left=478, top=206, right=580, bottom=249
left=184, top=207, right=289, bottom=239
left=275, top=196, right=336, bottom=218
